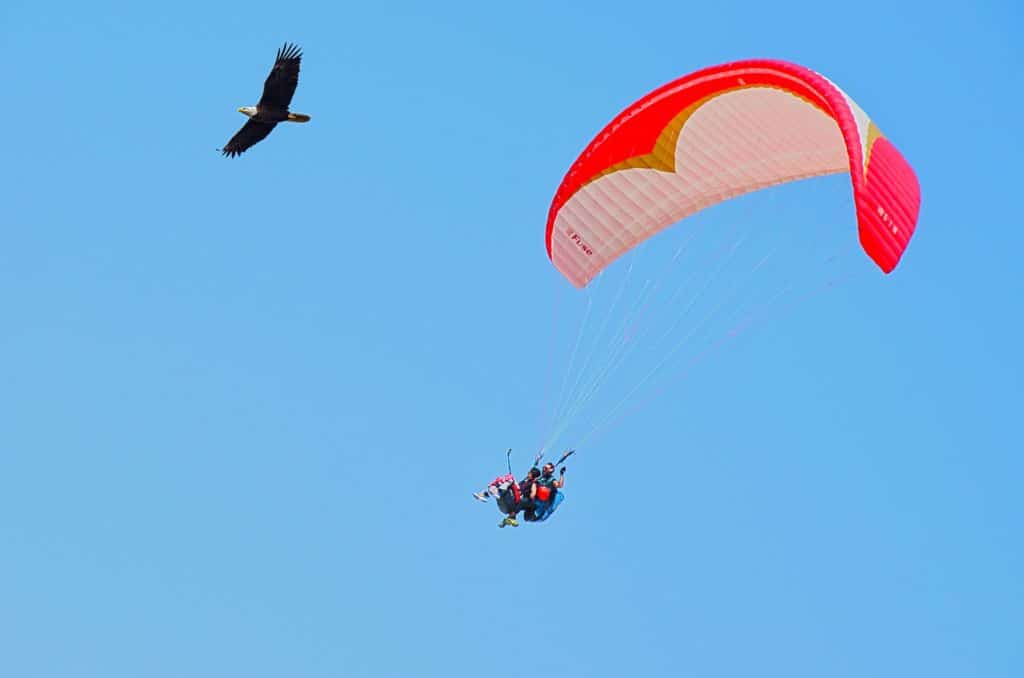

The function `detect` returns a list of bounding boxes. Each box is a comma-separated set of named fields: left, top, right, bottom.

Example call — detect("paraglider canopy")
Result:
left=546, top=59, right=921, bottom=288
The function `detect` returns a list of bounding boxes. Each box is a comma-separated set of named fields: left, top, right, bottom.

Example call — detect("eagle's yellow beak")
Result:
left=237, top=107, right=245, bottom=113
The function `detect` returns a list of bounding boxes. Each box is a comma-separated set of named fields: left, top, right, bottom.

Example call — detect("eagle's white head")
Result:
left=238, top=106, right=258, bottom=118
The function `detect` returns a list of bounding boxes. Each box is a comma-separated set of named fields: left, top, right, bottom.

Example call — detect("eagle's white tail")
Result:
left=287, top=112, right=311, bottom=122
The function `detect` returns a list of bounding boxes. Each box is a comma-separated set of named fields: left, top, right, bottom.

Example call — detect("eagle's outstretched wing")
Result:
left=221, top=119, right=277, bottom=157
left=258, top=43, right=302, bottom=111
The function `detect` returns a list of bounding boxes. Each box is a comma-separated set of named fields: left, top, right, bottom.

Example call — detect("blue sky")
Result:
left=2, top=1, right=1021, bottom=676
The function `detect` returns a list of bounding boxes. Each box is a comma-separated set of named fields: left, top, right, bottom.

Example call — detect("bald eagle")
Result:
left=221, top=43, right=310, bottom=157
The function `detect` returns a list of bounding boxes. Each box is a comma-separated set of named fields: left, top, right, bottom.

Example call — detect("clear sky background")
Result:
left=2, top=1, right=1021, bottom=677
